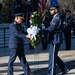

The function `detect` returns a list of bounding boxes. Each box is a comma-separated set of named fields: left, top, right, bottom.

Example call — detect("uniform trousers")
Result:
left=48, top=43, right=66, bottom=75
left=8, top=48, right=30, bottom=75
left=63, top=26, right=71, bottom=50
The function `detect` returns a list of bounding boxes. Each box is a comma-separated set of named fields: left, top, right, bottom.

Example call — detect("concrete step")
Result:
left=0, top=50, right=75, bottom=75
left=57, top=69, right=75, bottom=75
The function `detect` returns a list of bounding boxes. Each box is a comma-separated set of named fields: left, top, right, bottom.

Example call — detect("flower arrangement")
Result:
left=27, top=11, right=42, bottom=48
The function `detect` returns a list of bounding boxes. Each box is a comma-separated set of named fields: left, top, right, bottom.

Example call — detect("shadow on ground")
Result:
left=0, top=60, right=75, bottom=75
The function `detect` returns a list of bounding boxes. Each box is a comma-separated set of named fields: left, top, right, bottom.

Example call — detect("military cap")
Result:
left=14, top=6, right=25, bottom=19
left=50, top=0, right=60, bottom=10
left=14, top=13, right=25, bottom=20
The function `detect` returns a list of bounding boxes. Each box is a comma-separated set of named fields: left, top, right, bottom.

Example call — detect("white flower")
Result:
left=31, top=15, right=34, bottom=17
left=33, top=12, right=36, bottom=14
left=29, top=20, right=32, bottom=24
left=27, top=26, right=40, bottom=40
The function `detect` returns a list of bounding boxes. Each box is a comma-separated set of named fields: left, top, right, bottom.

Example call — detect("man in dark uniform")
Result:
left=63, top=10, right=73, bottom=50
left=41, top=12, right=53, bottom=50
left=46, top=0, right=70, bottom=75
left=7, top=12, right=33, bottom=75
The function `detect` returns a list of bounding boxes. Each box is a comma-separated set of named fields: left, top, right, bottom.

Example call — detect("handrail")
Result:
left=0, top=27, right=9, bottom=48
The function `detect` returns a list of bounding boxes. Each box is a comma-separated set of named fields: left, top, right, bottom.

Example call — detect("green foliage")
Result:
left=2, top=0, right=9, bottom=23
left=30, top=34, right=41, bottom=48
left=29, top=11, right=42, bottom=48
left=31, top=11, right=42, bottom=27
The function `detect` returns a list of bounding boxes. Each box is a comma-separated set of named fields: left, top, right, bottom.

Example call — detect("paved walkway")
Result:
left=0, top=38, right=75, bottom=75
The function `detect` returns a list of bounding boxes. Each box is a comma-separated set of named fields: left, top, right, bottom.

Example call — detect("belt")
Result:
left=53, top=31, right=62, bottom=32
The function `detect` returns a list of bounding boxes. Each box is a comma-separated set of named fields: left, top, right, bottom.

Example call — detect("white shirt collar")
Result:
left=53, top=13, right=59, bottom=18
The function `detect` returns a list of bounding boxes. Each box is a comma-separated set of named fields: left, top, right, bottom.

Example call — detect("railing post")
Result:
left=4, top=28, right=6, bottom=47
left=0, top=24, right=9, bottom=48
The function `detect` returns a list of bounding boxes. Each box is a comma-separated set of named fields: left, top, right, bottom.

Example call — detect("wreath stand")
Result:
left=33, top=44, right=40, bottom=71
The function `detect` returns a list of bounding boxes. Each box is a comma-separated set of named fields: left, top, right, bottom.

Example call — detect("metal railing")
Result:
left=0, top=23, right=74, bottom=48
left=0, top=23, right=28, bottom=48
left=0, top=26, right=9, bottom=48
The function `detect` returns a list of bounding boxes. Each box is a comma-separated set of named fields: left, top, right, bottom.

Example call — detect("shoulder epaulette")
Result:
left=14, top=22, right=17, bottom=25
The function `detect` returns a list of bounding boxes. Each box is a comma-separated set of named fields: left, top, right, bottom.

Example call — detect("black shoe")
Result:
left=61, top=65, right=70, bottom=75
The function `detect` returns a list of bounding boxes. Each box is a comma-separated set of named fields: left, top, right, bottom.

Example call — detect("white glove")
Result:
left=41, top=23, right=45, bottom=30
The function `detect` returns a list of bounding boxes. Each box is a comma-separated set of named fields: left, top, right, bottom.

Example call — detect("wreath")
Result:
left=27, top=11, right=42, bottom=48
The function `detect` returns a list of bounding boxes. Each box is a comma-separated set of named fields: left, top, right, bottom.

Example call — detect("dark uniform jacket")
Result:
left=47, top=13, right=63, bottom=44
left=9, top=21, right=27, bottom=49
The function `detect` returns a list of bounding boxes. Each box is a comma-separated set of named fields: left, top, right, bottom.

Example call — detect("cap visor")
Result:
left=19, top=16, right=25, bottom=20
left=50, top=7, right=56, bottom=10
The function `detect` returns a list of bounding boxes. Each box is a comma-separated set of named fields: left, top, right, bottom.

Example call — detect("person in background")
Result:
left=41, top=11, right=53, bottom=50
left=63, top=10, right=74, bottom=50
left=41, top=22, right=47, bottom=50
left=0, top=3, right=3, bottom=24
